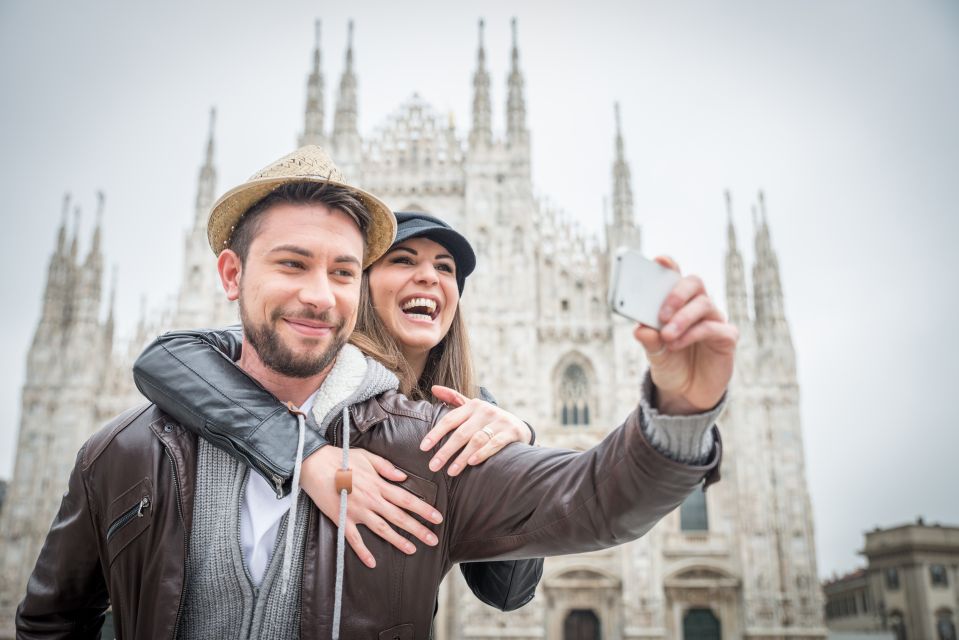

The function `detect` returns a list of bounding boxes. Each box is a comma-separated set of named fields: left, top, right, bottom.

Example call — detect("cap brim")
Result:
left=207, top=176, right=396, bottom=268
left=392, top=225, right=477, bottom=278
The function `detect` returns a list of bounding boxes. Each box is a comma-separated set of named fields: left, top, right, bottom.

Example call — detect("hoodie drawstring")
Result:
left=332, top=405, right=350, bottom=640
left=281, top=402, right=308, bottom=595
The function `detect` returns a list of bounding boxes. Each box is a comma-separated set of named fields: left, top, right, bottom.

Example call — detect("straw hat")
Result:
left=207, top=145, right=396, bottom=267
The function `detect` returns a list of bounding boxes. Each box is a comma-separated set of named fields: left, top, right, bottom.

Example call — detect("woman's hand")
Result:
left=422, top=386, right=533, bottom=476
left=633, top=256, right=738, bottom=414
left=299, top=446, right=444, bottom=568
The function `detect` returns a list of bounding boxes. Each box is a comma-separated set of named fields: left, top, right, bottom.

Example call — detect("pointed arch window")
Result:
left=559, top=363, right=591, bottom=426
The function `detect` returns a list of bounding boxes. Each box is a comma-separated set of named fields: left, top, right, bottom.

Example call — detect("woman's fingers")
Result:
left=379, top=482, right=443, bottom=525
left=431, top=384, right=469, bottom=407
left=466, top=431, right=512, bottom=466
left=364, top=450, right=408, bottom=482
left=361, top=513, right=418, bottom=556
left=447, top=424, right=497, bottom=476
left=344, top=522, right=376, bottom=568
left=420, top=401, right=471, bottom=452
left=373, top=496, right=440, bottom=547
left=427, top=404, right=491, bottom=471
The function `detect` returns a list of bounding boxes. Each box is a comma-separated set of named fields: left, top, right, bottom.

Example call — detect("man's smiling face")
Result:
left=229, top=201, right=364, bottom=378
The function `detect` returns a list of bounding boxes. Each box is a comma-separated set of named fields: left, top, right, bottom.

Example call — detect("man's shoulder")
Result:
left=80, top=403, right=167, bottom=470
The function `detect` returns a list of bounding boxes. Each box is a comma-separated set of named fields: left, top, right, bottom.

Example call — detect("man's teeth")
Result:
left=401, top=298, right=437, bottom=314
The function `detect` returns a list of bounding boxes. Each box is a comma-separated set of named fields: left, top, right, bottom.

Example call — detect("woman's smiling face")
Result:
left=368, top=236, right=460, bottom=357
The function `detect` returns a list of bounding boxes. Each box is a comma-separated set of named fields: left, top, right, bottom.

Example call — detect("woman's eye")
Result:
left=436, top=263, right=454, bottom=273
left=391, top=256, right=414, bottom=265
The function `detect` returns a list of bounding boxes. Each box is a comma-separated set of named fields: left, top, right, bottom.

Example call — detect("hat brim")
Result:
left=207, top=176, right=396, bottom=268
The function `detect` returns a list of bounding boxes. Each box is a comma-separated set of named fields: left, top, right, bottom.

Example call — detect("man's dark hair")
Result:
left=228, top=181, right=372, bottom=262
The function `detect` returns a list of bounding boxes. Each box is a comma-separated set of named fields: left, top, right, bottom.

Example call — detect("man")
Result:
left=17, top=146, right=736, bottom=639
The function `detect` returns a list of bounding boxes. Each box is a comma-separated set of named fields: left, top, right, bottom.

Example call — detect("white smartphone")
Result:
left=608, top=248, right=680, bottom=329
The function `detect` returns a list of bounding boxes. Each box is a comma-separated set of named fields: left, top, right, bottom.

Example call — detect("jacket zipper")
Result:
left=250, top=455, right=286, bottom=499
left=163, top=447, right=187, bottom=640
left=208, top=429, right=287, bottom=499
left=105, top=496, right=150, bottom=541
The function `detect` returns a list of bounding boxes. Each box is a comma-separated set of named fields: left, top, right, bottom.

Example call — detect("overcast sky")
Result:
left=1, top=0, right=957, bottom=580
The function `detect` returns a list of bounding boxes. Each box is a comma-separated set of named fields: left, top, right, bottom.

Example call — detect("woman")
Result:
left=133, top=211, right=543, bottom=612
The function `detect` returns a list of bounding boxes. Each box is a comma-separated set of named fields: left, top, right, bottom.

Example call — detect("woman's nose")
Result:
left=413, top=262, right=439, bottom=285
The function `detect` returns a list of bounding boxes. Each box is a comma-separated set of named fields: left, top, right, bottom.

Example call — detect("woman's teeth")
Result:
left=401, top=297, right=437, bottom=320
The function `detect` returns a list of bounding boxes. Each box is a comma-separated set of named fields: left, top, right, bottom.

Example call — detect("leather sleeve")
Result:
left=459, top=386, right=544, bottom=610
left=459, top=557, right=544, bottom=611
left=444, top=406, right=721, bottom=563
left=132, top=327, right=328, bottom=498
left=15, top=444, right=109, bottom=639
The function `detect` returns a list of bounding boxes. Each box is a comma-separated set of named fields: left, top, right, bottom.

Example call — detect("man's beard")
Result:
left=240, top=298, right=347, bottom=379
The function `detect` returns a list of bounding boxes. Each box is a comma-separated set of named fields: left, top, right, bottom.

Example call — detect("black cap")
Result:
left=392, top=211, right=476, bottom=295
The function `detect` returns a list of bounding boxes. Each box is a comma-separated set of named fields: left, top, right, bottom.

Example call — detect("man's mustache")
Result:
left=271, top=307, right=345, bottom=329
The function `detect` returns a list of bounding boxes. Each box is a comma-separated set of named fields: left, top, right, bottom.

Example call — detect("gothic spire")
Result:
left=194, top=108, right=217, bottom=228
left=56, top=192, right=70, bottom=254
left=724, top=190, right=750, bottom=330
left=70, top=205, right=81, bottom=260
left=104, top=265, right=117, bottom=344
left=300, top=19, right=326, bottom=147
left=752, top=190, right=792, bottom=356
left=332, top=20, right=359, bottom=150
left=506, top=18, right=528, bottom=143
left=469, top=19, right=492, bottom=149
left=611, top=103, right=634, bottom=229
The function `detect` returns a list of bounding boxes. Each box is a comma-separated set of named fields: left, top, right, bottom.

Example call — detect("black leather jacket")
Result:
left=132, top=327, right=543, bottom=612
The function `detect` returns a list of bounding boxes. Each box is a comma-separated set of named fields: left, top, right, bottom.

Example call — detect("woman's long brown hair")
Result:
left=348, top=273, right=477, bottom=401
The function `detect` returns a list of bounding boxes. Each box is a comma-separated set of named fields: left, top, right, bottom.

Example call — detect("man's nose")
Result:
left=299, top=272, right=336, bottom=310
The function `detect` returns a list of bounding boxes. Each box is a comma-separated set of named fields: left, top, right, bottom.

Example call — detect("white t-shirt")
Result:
left=238, top=388, right=320, bottom=586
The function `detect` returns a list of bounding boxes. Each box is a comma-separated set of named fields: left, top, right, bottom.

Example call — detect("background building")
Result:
left=0, top=19, right=826, bottom=639
left=824, top=519, right=959, bottom=640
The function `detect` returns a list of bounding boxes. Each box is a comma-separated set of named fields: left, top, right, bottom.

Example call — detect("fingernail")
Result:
left=420, top=437, right=432, bottom=451
left=468, top=455, right=478, bottom=465
left=431, top=510, right=443, bottom=523
left=429, top=458, right=442, bottom=472
left=367, top=556, right=376, bottom=568
left=664, top=323, right=678, bottom=336
left=448, top=463, right=460, bottom=475
left=426, top=533, right=438, bottom=545
left=405, top=543, right=416, bottom=554
left=661, top=306, right=674, bottom=321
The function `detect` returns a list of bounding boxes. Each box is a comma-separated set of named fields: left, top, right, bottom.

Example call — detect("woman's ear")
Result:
left=217, top=249, right=242, bottom=301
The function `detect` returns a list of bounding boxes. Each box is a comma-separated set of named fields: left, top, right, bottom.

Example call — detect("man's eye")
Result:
left=333, top=269, right=357, bottom=278
left=280, top=260, right=305, bottom=270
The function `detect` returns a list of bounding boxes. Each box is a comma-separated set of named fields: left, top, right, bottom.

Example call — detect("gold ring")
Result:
left=480, top=426, right=495, bottom=440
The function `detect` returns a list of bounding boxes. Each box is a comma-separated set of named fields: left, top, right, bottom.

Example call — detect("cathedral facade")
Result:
left=0, top=19, right=826, bottom=639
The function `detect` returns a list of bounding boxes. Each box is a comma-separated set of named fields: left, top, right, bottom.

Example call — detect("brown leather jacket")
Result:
left=16, top=392, right=721, bottom=639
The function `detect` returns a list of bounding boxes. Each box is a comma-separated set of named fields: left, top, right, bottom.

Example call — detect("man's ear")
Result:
left=217, top=249, right=242, bottom=301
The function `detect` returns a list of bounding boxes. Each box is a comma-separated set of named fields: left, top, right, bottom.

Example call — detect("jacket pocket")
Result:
left=393, top=467, right=437, bottom=506
left=105, top=477, right=153, bottom=565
